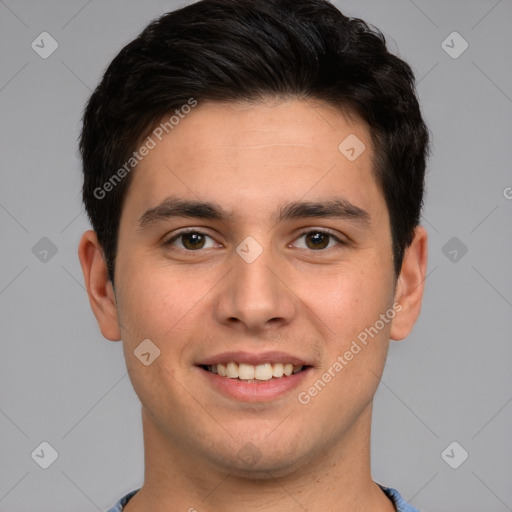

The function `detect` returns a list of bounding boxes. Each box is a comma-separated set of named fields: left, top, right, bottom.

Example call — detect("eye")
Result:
left=165, top=230, right=218, bottom=250
left=292, top=229, right=344, bottom=250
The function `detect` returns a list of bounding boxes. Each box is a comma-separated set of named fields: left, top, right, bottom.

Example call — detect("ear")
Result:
left=78, top=230, right=121, bottom=341
left=390, top=226, right=428, bottom=341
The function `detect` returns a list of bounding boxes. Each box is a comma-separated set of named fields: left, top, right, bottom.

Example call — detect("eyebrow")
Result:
left=138, top=196, right=370, bottom=229
left=276, top=198, right=370, bottom=225
left=138, top=197, right=231, bottom=228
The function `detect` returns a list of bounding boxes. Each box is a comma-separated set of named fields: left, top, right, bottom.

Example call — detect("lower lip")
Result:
left=198, top=366, right=311, bottom=402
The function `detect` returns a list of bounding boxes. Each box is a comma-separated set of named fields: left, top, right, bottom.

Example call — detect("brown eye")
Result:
left=166, top=231, right=217, bottom=250
left=181, top=232, right=206, bottom=250
left=292, top=230, right=343, bottom=251
left=304, top=232, right=330, bottom=250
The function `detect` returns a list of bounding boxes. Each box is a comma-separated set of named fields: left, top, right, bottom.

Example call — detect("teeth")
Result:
left=208, top=362, right=304, bottom=380
left=254, top=363, right=273, bottom=381
left=272, top=363, right=284, bottom=378
left=238, top=363, right=255, bottom=380
left=226, top=362, right=238, bottom=379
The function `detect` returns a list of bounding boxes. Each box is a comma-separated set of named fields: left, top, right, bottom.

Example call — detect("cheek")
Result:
left=115, top=257, right=222, bottom=372
left=299, top=261, right=394, bottom=344
left=115, top=256, right=190, bottom=343
left=295, top=273, right=393, bottom=427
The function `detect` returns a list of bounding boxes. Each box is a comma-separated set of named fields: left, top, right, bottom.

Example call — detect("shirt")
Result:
left=106, top=484, right=420, bottom=511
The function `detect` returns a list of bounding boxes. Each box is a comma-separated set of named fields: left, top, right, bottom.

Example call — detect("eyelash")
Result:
left=164, top=228, right=345, bottom=251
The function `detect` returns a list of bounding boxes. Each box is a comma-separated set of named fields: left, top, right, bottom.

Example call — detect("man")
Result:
left=78, top=0, right=429, bottom=510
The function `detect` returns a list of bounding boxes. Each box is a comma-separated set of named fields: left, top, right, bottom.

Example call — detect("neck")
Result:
left=125, top=403, right=395, bottom=512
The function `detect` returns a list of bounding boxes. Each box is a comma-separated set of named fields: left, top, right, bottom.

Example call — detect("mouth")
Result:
left=196, top=352, right=313, bottom=402
left=200, top=362, right=308, bottom=382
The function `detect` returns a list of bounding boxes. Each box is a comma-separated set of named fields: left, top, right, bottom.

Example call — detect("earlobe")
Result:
left=390, top=226, right=428, bottom=341
left=78, top=230, right=121, bottom=341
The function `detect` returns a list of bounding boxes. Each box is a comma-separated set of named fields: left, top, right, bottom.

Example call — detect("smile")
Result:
left=204, top=362, right=304, bottom=381
left=197, top=351, right=312, bottom=401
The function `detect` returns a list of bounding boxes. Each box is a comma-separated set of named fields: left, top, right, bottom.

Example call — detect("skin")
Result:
left=79, top=98, right=427, bottom=512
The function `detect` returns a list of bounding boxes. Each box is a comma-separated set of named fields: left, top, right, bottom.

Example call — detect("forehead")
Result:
left=123, top=99, right=385, bottom=223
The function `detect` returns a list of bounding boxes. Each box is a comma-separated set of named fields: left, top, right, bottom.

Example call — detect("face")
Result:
left=80, top=98, right=427, bottom=478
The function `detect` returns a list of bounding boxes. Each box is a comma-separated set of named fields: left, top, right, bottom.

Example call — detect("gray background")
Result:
left=1, top=1, right=511, bottom=511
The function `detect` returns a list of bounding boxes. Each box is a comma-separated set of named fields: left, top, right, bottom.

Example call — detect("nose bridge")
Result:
left=215, top=238, right=295, bottom=331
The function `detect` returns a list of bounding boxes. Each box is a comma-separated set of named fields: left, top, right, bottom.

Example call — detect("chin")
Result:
left=220, top=456, right=304, bottom=480
left=208, top=437, right=316, bottom=480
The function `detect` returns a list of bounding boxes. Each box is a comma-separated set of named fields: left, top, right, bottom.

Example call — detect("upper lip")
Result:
left=197, top=351, right=311, bottom=367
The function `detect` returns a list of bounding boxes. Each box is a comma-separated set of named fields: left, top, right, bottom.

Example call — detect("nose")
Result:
left=214, top=243, right=297, bottom=333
